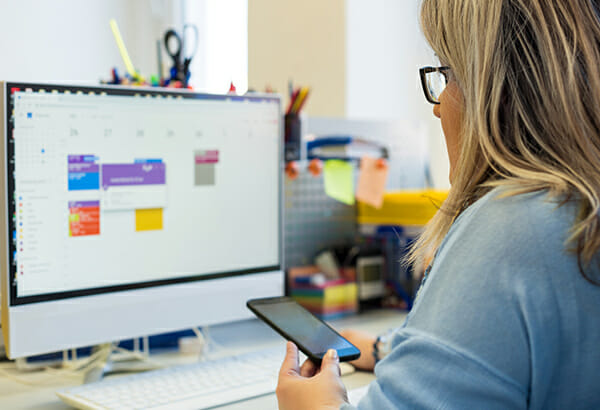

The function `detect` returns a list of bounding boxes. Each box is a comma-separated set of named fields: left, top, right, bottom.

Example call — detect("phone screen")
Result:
left=251, top=298, right=357, bottom=357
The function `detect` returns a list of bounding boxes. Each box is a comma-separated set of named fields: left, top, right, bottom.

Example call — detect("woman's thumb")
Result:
left=321, top=349, right=340, bottom=375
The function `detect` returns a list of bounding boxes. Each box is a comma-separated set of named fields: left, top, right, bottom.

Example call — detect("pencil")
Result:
left=295, top=87, right=310, bottom=113
left=109, top=19, right=136, bottom=78
left=291, top=87, right=308, bottom=114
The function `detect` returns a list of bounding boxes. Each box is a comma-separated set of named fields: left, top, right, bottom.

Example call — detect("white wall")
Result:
left=185, top=0, right=248, bottom=94
left=0, top=0, right=184, bottom=84
left=346, top=0, right=450, bottom=188
left=0, top=0, right=246, bottom=94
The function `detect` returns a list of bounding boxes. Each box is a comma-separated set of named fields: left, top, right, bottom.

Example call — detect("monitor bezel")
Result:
left=3, top=81, right=283, bottom=307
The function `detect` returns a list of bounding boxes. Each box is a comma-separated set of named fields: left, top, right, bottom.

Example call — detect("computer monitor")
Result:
left=0, top=82, right=284, bottom=359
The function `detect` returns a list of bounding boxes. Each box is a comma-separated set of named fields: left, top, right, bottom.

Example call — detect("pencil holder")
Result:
left=284, top=113, right=301, bottom=161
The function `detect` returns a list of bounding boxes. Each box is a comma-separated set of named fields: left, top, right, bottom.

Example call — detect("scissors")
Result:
left=163, top=24, right=198, bottom=86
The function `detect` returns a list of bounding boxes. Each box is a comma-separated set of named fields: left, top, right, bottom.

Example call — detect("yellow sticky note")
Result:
left=323, top=160, right=355, bottom=205
left=136, top=208, right=163, bottom=231
left=356, top=156, right=389, bottom=208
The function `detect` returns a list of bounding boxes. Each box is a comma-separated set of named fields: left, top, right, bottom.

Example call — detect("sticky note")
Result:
left=356, top=156, right=388, bottom=208
left=323, top=160, right=355, bottom=205
left=136, top=208, right=163, bottom=231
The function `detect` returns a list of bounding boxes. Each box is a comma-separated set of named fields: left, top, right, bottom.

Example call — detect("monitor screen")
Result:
left=1, top=83, right=283, bottom=358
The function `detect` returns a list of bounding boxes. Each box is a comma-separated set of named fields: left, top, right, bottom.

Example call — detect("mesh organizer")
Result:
left=283, top=164, right=422, bottom=309
left=283, top=162, right=358, bottom=270
left=284, top=117, right=433, bottom=306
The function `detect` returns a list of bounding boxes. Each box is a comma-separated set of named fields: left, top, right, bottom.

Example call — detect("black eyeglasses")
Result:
left=419, top=66, right=450, bottom=104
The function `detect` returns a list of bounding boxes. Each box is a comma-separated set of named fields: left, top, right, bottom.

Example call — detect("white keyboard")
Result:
left=56, top=346, right=284, bottom=410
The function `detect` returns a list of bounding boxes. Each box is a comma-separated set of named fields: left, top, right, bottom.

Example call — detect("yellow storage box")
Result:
left=357, top=189, right=449, bottom=226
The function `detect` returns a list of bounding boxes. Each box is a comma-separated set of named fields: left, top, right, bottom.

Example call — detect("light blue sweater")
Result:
left=344, top=188, right=600, bottom=409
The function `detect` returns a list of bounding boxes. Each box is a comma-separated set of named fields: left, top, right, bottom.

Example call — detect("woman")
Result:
left=276, top=0, right=600, bottom=408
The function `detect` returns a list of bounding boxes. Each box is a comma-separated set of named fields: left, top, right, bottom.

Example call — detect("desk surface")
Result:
left=0, top=309, right=406, bottom=409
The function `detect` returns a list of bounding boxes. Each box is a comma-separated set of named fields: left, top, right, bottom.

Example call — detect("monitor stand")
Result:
left=82, top=330, right=209, bottom=383
left=82, top=338, right=160, bottom=384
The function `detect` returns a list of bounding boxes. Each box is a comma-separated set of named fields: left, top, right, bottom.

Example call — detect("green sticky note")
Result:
left=323, top=160, right=355, bottom=205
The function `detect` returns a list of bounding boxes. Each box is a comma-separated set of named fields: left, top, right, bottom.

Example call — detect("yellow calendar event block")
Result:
left=136, top=208, right=163, bottom=231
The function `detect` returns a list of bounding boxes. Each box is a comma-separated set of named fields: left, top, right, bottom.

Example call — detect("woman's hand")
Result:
left=276, top=342, right=348, bottom=410
left=339, top=329, right=377, bottom=371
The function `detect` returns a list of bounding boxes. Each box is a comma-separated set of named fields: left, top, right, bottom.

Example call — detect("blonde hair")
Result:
left=411, top=0, right=600, bottom=281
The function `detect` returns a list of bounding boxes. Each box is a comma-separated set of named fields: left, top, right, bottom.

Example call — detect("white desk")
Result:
left=0, top=309, right=406, bottom=409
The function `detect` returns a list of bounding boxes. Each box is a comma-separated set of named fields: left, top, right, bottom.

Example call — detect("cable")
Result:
left=111, top=346, right=164, bottom=369
left=202, top=326, right=226, bottom=352
left=0, top=367, right=53, bottom=386
left=196, top=326, right=227, bottom=360
left=0, top=364, right=82, bottom=386
left=59, top=343, right=113, bottom=373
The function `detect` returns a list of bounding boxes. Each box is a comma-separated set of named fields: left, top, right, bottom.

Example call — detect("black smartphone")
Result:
left=247, top=296, right=361, bottom=363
